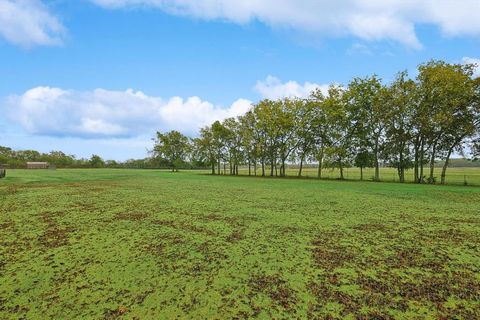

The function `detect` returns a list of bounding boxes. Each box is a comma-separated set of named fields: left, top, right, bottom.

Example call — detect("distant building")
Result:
left=27, top=162, right=49, bottom=169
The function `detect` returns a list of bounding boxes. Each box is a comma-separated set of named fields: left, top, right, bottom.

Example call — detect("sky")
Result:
left=0, top=0, right=479, bottom=160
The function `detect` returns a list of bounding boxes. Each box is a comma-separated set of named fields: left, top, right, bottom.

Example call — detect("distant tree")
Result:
left=309, top=89, right=329, bottom=179
left=295, top=98, right=316, bottom=177
left=223, top=117, right=243, bottom=175
left=192, top=126, right=217, bottom=174
left=346, top=75, right=385, bottom=181
left=417, top=60, right=478, bottom=183
left=89, top=154, right=105, bottom=168
left=322, top=85, right=353, bottom=180
left=383, top=71, right=417, bottom=182
left=354, top=150, right=374, bottom=181
left=153, top=130, right=191, bottom=172
left=238, top=111, right=257, bottom=176
left=105, top=160, right=118, bottom=168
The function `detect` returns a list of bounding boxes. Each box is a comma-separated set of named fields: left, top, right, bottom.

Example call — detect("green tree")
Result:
left=89, top=154, right=105, bottom=168
left=417, top=60, right=478, bottom=183
left=238, top=111, right=257, bottom=176
left=322, top=85, right=353, bottom=180
left=346, top=75, right=385, bottom=181
left=354, top=150, right=374, bottom=181
left=153, top=130, right=191, bottom=172
left=192, top=126, right=217, bottom=174
left=383, top=71, right=417, bottom=182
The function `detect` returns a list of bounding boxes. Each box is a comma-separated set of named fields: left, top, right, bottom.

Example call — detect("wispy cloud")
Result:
left=0, top=0, right=65, bottom=47
left=255, top=76, right=329, bottom=100
left=90, top=0, right=480, bottom=49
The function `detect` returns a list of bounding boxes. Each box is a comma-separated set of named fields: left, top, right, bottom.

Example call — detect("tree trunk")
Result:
left=360, top=166, right=363, bottom=181
left=419, top=140, right=424, bottom=183
left=261, top=160, right=265, bottom=177
left=441, top=146, right=454, bottom=185
left=399, top=149, right=405, bottom=183
left=440, top=159, right=448, bottom=185
left=317, top=149, right=324, bottom=179
left=211, top=163, right=215, bottom=175
left=374, top=140, right=380, bottom=181
left=339, top=160, right=344, bottom=180
left=270, top=156, right=274, bottom=176
left=298, top=155, right=304, bottom=177
left=413, top=136, right=419, bottom=183
left=248, top=161, right=251, bottom=176
left=428, top=142, right=437, bottom=184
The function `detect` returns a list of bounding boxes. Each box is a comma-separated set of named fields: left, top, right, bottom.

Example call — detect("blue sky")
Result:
left=0, top=0, right=479, bottom=160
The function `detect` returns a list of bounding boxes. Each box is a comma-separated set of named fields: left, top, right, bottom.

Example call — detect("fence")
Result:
left=234, top=166, right=480, bottom=186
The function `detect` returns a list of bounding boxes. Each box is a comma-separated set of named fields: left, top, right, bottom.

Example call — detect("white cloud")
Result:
left=255, top=76, right=329, bottom=100
left=90, top=0, right=480, bottom=48
left=0, top=0, right=64, bottom=47
left=462, top=57, right=480, bottom=78
left=5, top=87, right=252, bottom=138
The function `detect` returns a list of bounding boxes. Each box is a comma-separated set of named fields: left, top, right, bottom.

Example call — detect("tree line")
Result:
left=153, top=60, right=480, bottom=184
left=0, top=147, right=173, bottom=169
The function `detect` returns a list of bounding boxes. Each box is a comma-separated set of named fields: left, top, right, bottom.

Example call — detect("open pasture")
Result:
left=1, top=169, right=479, bottom=319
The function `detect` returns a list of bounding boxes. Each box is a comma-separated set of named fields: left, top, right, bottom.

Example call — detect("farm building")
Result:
left=27, top=162, right=49, bottom=169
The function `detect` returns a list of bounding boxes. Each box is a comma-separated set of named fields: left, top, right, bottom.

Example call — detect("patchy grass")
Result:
left=0, top=169, right=479, bottom=319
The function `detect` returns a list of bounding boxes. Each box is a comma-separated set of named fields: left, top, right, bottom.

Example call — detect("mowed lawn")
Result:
left=1, top=170, right=479, bottom=319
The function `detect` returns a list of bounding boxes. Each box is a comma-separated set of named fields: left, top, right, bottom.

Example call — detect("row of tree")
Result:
left=0, top=147, right=172, bottom=169
left=153, top=60, right=480, bottom=184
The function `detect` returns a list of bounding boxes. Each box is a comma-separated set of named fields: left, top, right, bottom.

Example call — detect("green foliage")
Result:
left=153, top=130, right=191, bottom=172
left=181, top=59, right=480, bottom=185
left=89, top=154, right=105, bottom=168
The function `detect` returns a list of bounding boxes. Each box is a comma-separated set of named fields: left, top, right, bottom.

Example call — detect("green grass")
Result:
left=1, top=169, right=479, bottom=319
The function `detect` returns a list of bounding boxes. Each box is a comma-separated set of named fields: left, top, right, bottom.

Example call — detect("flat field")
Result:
left=1, top=169, right=479, bottom=319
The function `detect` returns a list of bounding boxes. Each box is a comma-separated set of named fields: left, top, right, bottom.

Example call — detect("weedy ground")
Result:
left=0, top=169, right=479, bottom=319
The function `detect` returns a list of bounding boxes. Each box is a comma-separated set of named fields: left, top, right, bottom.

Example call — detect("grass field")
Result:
left=1, top=169, right=479, bottom=319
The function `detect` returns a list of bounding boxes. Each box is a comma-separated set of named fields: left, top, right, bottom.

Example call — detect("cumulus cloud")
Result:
left=255, top=76, right=329, bottom=100
left=5, top=87, right=252, bottom=138
left=462, top=57, right=480, bottom=78
left=90, top=0, right=480, bottom=48
left=0, top=0, right=64, bottom=47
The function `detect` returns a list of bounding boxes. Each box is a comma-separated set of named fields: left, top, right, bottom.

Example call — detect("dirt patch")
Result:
left=226, top=228, right=245, bottom=243
left=308, top=228, right=480, bottom=318
left=311, top=231, right=356, bottom=271
left=103, top=306, right=128, bottom=319
left=38, top=212, right=74, bottom=248
left=152, top=219, right=217, bottom=237
left=249, top=273, right=298, bottom=312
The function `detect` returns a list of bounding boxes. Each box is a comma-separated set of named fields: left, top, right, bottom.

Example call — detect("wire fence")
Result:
left=233, top=166, right=480, bottom=186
